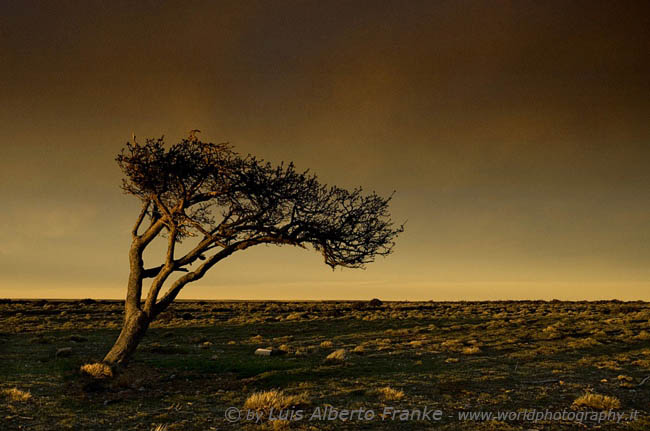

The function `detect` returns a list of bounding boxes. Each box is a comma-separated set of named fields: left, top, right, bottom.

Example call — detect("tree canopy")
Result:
left=116, top=133, right=403, bottom=315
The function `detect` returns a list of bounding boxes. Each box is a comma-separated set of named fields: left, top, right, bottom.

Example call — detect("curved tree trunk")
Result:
left=104, top=307, right=151, bottom=365
left=103, top=233, right=156, bottom=366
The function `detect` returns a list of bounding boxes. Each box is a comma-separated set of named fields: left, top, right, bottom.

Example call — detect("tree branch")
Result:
left=141, top=228, right=224, bottom=279
left=143, top=227, right=178, bottom=313
left=138, top=218, right=167, bottom=248
left=142, top=265, right=188, bottom=279
left=153, top=243, right=240, bottom=315
left=132, top=201, right=151, bottom=238
left=152, top=235, right=291, bottom=315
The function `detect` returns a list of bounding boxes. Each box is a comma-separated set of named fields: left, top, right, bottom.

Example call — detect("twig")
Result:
left=523, top=378, right=560, bottom=385
left=637, top=375, right=650, bottom=387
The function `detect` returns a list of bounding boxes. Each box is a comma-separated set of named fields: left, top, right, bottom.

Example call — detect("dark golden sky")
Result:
left=1, top=1, right=649, bottom=300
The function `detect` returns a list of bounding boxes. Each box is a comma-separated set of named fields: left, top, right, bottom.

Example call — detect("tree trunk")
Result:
left=103, top=307, right=150, bottom=365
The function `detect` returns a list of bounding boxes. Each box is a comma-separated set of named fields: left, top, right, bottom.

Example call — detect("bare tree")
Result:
left=104, top=132, right=403, bottom=365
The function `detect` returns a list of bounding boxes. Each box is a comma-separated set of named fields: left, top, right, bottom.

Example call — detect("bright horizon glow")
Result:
left=2, top=280, right=649, bottom=302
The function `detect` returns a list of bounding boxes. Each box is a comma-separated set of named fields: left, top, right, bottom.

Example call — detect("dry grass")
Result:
left=572, top=393, right=621, bottom=410
left=285, top=312, right=304, bottom=321
left=567, top=337, right=600, bottom=348
left=461, top=346, right=481, bottom=355
left=3, top=387, right=32, bottom=402
left=3, top=299, right=650, bottom=430
left=635, top=330, right=650, bottom=340
left=319, top=340, right=333, bottom=348
left=250, top=335, right=264, bottom=343
left=377, top=386, right=404, bottom=401
left=243, top=389, right=309, bottom=411
left=324, top=349, right=347, bottom=363
left=80, top=362, right=113, bottom=379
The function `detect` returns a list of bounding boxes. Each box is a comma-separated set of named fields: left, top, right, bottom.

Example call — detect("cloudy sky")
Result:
left=1, top=0, right=648, bottom=300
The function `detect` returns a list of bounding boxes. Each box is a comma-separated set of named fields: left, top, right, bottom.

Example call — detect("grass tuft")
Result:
left=80, top=362, right=113, bottom=379
left=572, top=392, right=621, bottom=410
left=377, top=386, right=404, bottom=400
left=3, top=387, right=32, bottom=402
left=461, top=346, right=481, bottom=355
left=243, top=389, right=309, bottom=412
left=324, top=349, right=347, bottom=363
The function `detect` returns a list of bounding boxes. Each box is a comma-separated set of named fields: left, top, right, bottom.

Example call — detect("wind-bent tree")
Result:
left=104, top=132, right=403, bottom=365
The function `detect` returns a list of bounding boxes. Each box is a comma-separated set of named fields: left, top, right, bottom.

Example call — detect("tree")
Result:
left=103, top=132, right=403, bottom=365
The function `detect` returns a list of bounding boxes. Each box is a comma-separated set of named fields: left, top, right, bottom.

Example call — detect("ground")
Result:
left=1, top=299, right=649, bottom=430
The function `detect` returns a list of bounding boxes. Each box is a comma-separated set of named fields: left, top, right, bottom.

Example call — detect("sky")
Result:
left=1, top=0, right=649, bottom=300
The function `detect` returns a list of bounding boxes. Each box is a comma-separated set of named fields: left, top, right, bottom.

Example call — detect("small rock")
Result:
left=254, top=348, right=286, bottom=356
left=55, top=347, right=73, bottom=358
left=369, top=298, right=383, bottom=307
